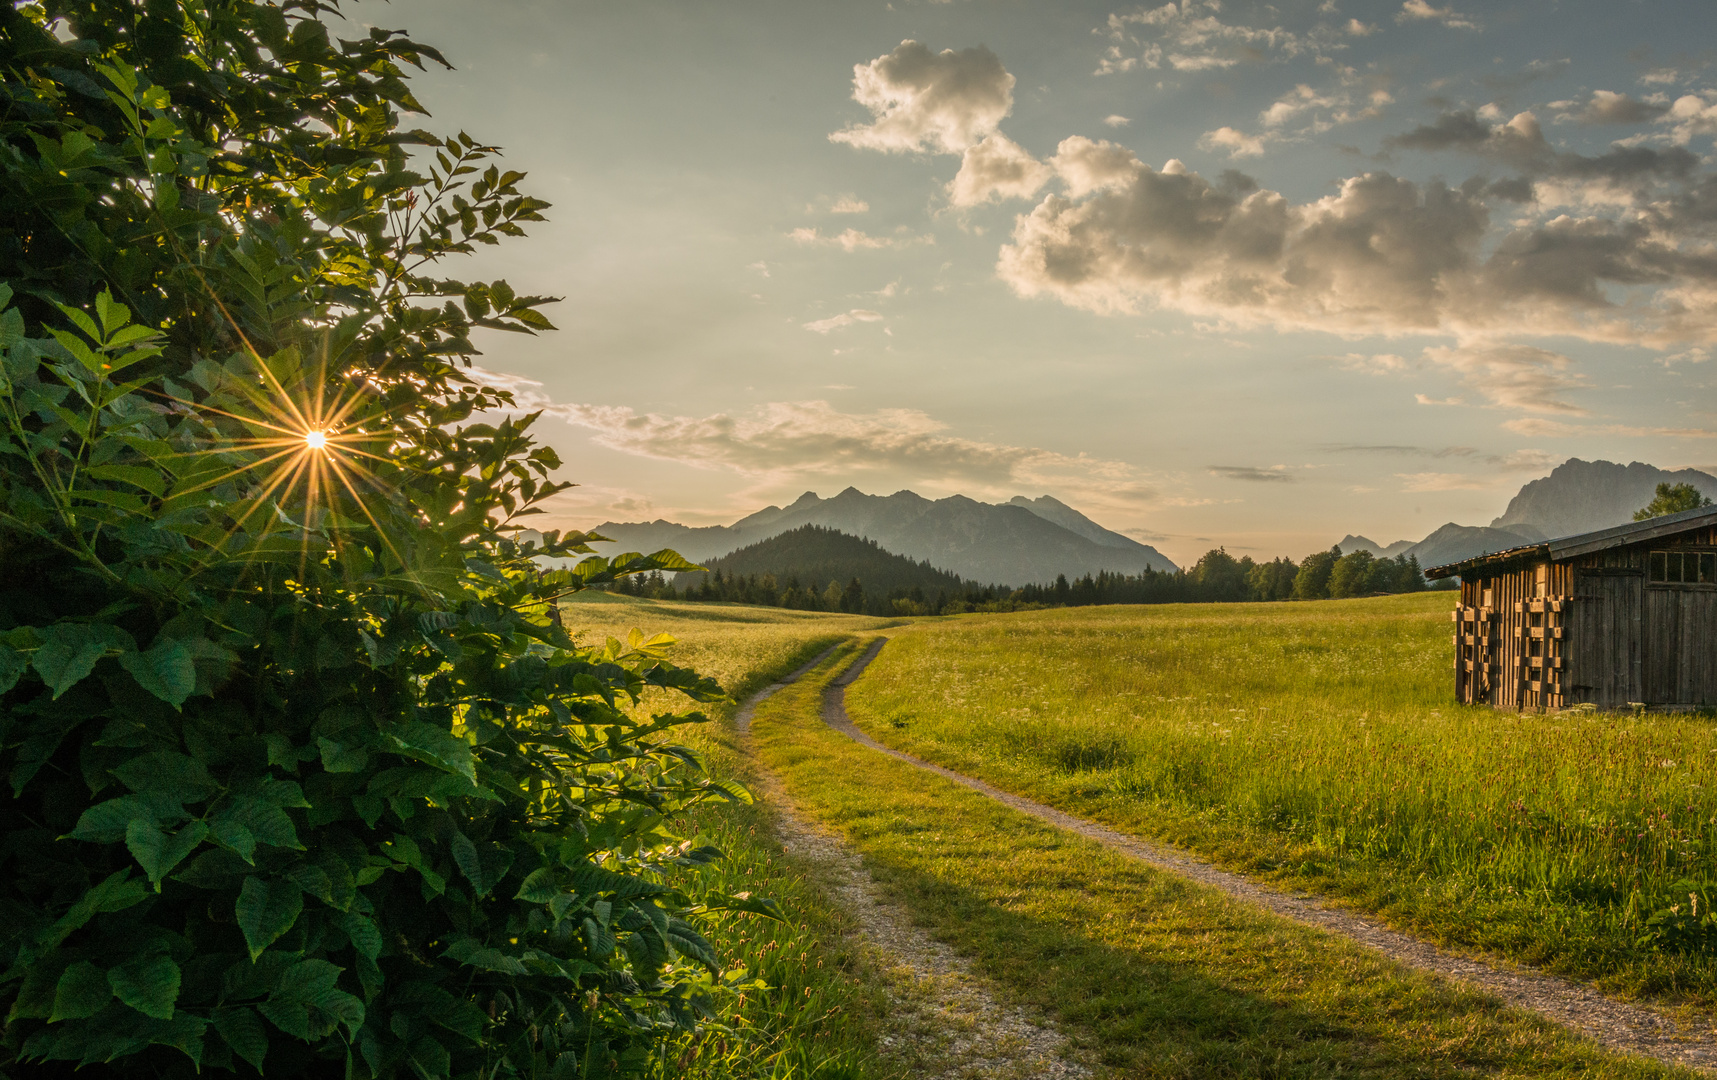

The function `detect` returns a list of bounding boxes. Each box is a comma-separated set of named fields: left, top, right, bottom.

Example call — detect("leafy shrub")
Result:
left=1, top=2, right=766, bottom=1076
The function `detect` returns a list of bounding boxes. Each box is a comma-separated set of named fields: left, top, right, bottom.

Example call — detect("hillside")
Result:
left=1491, top=458, right=1717, bottom=539
left=584, top=487, right=1178, bottom=586
left=677, top=525, right=969, bottom=596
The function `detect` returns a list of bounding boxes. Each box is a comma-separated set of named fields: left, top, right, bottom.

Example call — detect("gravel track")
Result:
left=821, top=636, right=1717, bottom=1074
left=736, top=645, right=1091, bottom=1080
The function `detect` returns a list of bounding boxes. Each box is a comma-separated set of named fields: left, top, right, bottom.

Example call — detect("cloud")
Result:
left=1104, top=114, right=1131, bottom=128
left=1502, top=417, right=1717, bottom=439
left=1096, top=0, right=1321, bottom=76
left=1562, top=91, right=1669, bottom=125
left=1395, top=0, right=1478, bottom=31
left=999, top=142, right=1485, bottom=332
left=994, top=135, right=1717, bottom=345
left=789, top=227, right=931, bottom=252
left=1198, top=125, right=1267, bottom=158
left=1346, top=18, right=1376, bottom=36
left=803, top=309, right=884, bottom=334
left=1337, top=352, right=1410, bottom=374
left=1396, top=471, right=1489, bottom=491
left=1663, top=93, right=1717, bottom=145
left=1420, top=343, right=1587, bottom=414
left=830, top=40, right=1015, bottom=155
left=467, top=369, right=1163, bottom=506
left=948, top=132, right=1053, bottom=206
left=1209, top=465, right=1292, bottom=482
left=1415, top=394, right=1464, bottom=405
left=830, top=195, right=870, bottom=213
left=1387, top=109, right=1697, bottom=188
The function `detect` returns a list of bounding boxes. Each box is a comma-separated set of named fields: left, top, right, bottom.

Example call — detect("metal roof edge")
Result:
left=1545, top=504, right=1717, bottom=561
left=1424, top=543, right=1547, bottom=580
left=1425, top=504, right=1717, bottom=579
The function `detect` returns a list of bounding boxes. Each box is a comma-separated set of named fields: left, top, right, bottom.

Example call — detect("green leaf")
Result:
left=32, top=622, right=133, bottom=698
left=386, top=722, right=476, bottom=782
left=317, top=737, right=369, bottom=773
left=112, top=750, right=217, bottom=798
left=442, top=937, right=527, bottom=974
left=117, top=637, right=197, bottom=707
left=236, top=877, right=304, bottom=961
left=514, top=867, right=557, bottom=904
left=50, top=961, right=113, bottom=1021
left=126, top=818, right=209, bottom=885
left=0, top=642, right=26, bottom=694
left=108, top=954, right=181, bottom=1020
left=337, top=911, right=383, bottom=960
left=70, top=795, right=160, bottom=844
left=212, top=1007, right=269, bottom=1073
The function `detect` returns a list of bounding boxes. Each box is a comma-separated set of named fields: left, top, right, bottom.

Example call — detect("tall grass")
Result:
left=844, top=594, right=1717, bottom=1001
left=559, top=596, right=894, bottom=1079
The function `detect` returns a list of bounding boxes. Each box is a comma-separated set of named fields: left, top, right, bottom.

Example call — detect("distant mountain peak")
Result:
left=1491, top=457, right=1717, bottom=539
left=578, top=486, right=1177, bottom=585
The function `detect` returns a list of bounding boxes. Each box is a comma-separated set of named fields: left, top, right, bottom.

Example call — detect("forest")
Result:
left=611, top=531, right=1438, bottom=616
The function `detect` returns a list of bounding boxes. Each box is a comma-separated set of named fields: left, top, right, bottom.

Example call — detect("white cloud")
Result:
left=803, top=309, right=884, bottom=334
left=748, top=261, right=770, bottom=277
left=992, top=141, right=1717, bottom=347
left=1096, top=0, right=1318, bottom=76
left=1503, top=417, right=1717, bottom=439
left=830, top=40, right=1015, bottom=154
left=948, top=132, right=1053, bottom=206
left=1397, top=471, right=1489, bottom=491
left=1420, top=343, right=1587, bottom=414
left=789, top=227, right=931, bottom=252
left=467, top=370, right=1163, bottom=507
left=1198, top=126, right=1267, bottom=158
left=1662, top=92, right=1717, bottom=144
left=1338, top=352, right=1410, bottom=374
left=830, top=195, right=870, bottom=214
left=1415, top=394, right=1464, bottom=405
left=1346, top=18, right=1376, bottom=36
left=1103, top=114, right=1132, bottom=128
left=1395, top=0, right=1478, bottom=31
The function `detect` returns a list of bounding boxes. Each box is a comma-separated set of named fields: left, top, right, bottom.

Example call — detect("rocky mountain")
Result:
left=579, top=487, right=1178, bottom=586
left=1491, top=458, right=1717, bottom=540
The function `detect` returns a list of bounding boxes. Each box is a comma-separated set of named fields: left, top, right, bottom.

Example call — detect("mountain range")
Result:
left=582, top=488, right=1177, bottom=587
left=1336, top=459, right=1717, bottom=570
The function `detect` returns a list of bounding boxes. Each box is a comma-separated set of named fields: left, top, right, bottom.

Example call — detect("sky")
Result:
left=378, top=0, right=1717, bottom=566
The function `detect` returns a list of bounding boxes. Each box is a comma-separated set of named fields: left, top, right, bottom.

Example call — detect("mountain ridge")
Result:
left=582, top=487, right=1177, bottom=587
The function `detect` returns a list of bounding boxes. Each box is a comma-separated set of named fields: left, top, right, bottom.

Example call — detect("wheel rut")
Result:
left=736, top=644, right=1091, bottom=1080
left=819, top=635, right=1717, bottom=1075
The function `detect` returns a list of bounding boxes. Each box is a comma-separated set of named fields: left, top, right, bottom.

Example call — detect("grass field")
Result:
left=842, top=594, right=1717, bottom=1006
left=559, top=595, right=897, bottom=1079
left=752, top=641, right=1695, bottom=1078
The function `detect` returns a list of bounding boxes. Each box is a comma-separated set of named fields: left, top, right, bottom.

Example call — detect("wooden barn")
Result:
left=1426, top=505, right=1717, bottom=711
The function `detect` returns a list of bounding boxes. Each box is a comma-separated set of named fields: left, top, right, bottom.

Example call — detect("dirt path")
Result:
left=822, top=636, right=1717, bottom=1074
left=736, top=647, right=1091, bottom=1080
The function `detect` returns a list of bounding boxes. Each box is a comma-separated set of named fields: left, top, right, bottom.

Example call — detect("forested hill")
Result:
left=677, top=525, right=969, bottom=596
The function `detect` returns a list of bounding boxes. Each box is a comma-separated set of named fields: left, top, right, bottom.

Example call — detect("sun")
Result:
left=304, top=430, right=328, bottom=450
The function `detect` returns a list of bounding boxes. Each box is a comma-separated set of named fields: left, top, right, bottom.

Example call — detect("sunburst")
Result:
left=151, top=347, right=419, bottom=584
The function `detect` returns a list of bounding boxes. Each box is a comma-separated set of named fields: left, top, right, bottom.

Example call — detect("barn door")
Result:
left=1571, top=570, right=1643, bottom=708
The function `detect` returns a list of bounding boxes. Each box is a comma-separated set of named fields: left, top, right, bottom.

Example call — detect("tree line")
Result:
left=608, top=544, right=1438, bottom=616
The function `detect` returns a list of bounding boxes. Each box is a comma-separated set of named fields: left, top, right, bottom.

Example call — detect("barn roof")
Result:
left=1424, top=504, right=1717, bottom=580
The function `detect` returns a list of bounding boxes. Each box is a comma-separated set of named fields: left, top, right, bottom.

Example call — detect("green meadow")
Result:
left=843, top=593, right=1717, bottom=1005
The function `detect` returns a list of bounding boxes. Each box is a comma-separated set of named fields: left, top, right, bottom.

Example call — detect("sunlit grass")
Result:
left=754, top=641, right=1694, bottom=1079
left=558, top=595, right=898, bottom=1079
left=843, top=594, right=1717, bottom=1003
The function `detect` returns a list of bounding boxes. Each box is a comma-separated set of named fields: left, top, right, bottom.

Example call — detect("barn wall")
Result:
left=1454, top=561, right=1570, bottom=710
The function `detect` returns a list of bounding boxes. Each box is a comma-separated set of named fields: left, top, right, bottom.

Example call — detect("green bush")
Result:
left=1, top=2, right=766, bottom=1075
